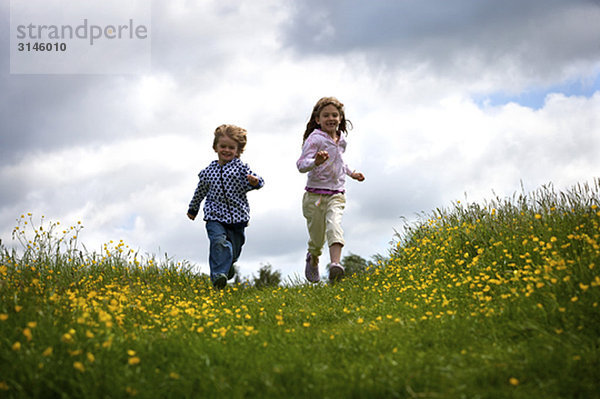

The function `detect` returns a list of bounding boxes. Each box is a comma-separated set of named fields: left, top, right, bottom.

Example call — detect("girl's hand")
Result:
left=247, top=174, right=260, bottom=186
left=315, top=150, right=329, bottom=166
left=187, top=213, right=196, bottom=220
left=351, top=171, right=365, bottom=182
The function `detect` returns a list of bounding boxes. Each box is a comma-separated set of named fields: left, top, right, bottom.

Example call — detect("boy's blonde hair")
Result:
left=213, top=124, right=248, bottom=155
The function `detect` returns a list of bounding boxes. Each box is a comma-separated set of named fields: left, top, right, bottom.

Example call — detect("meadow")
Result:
left=1, top=180, right=599, bottom=398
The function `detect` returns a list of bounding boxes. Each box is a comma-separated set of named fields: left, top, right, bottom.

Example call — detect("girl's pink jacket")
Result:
left=296, top=129, right=354, bottom=192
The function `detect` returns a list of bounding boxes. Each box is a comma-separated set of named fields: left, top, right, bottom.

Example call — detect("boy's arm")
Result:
left=243, top=163, right=264, bottom=190
left=247, top=174, right=261, bottom=187
left=187, top=172, right=209, bottom=219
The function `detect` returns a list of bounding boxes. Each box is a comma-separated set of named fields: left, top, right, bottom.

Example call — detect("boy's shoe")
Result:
left=227, top=264, right=236, bottom=280
left=329, top=263, right=345, bottom=282
left=213, top=273, right=228, bottom=289
left=305, top=252, right=320, bottom=283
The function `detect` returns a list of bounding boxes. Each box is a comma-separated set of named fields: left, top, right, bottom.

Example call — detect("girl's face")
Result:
left=316, top=104, right=341, bottom=136
left=214, top=135, right=239, bottom=165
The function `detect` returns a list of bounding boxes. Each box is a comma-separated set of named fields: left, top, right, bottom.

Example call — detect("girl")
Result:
left=187, top=124, right=264, bottom=289
left=297, top=97, right=365, bottom=283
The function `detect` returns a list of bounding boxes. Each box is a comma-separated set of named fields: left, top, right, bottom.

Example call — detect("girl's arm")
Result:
left=297, top=137, right=327, bottom=173
left=345, top=164, right=365, bottom=181
left=350, top=171, right=365, bottom=181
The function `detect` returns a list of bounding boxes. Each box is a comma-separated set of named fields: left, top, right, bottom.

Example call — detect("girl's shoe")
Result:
left=329, top=263, right=345, bottom=282
left=305, top=252, right=320, bottom=283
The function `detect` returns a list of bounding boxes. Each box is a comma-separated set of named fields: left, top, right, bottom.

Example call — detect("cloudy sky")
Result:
left=2, top=0, right=599, bottom=281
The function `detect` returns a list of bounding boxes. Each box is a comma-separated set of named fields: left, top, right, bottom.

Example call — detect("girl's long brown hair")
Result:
left=302, top=97, right=352, bottom=144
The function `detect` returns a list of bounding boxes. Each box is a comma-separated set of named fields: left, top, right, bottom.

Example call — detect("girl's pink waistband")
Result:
left=305, top=187, right=345, bottom=195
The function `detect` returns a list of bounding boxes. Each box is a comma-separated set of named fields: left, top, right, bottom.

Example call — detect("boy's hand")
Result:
left=351, top=171, right=365, bottom=182
left=315, top=150, right=329, bottom=166
left=247, top=174, right=260, bottom=186
left=187, top=213, right=196, bottom=220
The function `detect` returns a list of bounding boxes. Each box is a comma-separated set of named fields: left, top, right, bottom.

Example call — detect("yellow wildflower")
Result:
left=73, top=362, right=85, bottom=372
left=21, top=328, right=33, bottom=343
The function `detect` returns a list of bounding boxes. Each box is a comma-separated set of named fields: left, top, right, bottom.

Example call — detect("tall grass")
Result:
left=1, top=180, right=599, bottom=398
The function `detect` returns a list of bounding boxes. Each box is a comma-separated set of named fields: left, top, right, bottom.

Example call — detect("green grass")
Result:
left=1, top=180, right=599, bottom=398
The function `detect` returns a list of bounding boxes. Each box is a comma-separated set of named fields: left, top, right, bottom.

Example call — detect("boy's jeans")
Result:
left=205, top=221, right=245, bottom=282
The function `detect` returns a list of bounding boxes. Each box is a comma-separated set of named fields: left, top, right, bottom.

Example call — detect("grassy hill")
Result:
left=1, top=180, right=599, bottom=398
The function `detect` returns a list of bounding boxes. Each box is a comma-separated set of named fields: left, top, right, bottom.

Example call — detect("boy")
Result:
left=187, top=124, right=264, bottom=289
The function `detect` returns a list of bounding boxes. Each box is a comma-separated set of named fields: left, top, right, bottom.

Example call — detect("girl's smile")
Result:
left=215, top=135, right=239, bottom=165
left=316, top=104, right=341, bottom=137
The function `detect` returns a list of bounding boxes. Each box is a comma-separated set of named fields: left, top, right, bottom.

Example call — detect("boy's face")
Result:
left=215, top=135, right=239, bottom=165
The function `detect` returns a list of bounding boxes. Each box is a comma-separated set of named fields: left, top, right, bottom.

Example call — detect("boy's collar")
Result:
left=215, top=157, right=240, bottom=166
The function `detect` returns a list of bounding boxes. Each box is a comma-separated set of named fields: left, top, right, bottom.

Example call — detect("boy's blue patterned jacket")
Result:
left=188, top=158, right=264, bottom=225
